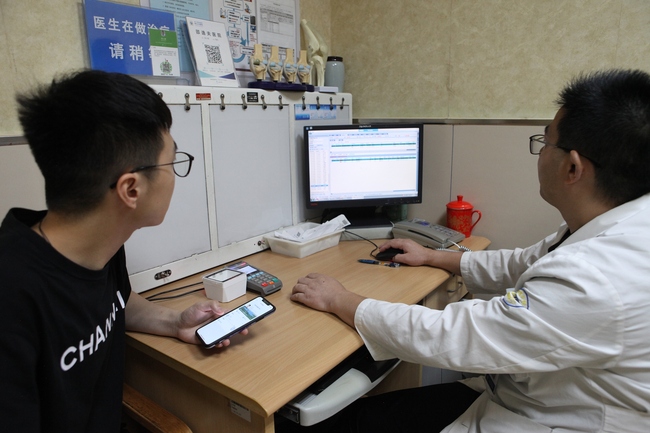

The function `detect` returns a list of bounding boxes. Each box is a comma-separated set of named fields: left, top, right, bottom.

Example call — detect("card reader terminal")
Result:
left=226, top=261, right=282, bottom=296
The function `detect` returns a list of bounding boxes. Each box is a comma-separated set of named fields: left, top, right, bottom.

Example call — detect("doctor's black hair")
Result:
left=16, top=69, right=172, bottom=215
left=555, top=69, right=650, bottom=206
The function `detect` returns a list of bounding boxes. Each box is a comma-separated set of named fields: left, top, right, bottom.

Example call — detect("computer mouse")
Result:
left=375, top=247, right=404, bottom=261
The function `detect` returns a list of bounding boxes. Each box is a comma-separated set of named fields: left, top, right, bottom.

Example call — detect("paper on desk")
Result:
left=274, top=215, right=350, bottom=242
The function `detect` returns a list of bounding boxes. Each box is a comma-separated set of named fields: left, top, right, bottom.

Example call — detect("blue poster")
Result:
left=84, top=0, right=176, bottom=75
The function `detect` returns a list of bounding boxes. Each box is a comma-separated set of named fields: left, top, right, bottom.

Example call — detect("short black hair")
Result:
left=16, top=69, right=172, bottom=214
left=556, top=69, right=650, bottom=206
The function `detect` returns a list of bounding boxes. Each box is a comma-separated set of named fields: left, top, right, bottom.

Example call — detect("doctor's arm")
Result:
left=125, top=292, right=247, bottom=347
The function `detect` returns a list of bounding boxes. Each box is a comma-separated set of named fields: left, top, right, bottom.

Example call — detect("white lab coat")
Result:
left=355, top=193, right=650, bottom=432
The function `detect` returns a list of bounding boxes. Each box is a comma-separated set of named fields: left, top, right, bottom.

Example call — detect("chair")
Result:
left=122, top=383, right=193, bottom=433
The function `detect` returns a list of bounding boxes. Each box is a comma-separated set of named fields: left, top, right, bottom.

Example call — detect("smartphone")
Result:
left=196, top=296, right=276, bottom=348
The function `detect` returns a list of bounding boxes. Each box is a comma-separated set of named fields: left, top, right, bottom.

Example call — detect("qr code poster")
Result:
left=186, top=17, right=239, bottom=87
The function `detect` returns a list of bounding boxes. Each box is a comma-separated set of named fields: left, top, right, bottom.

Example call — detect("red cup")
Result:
left=446, top=195, right=482, bottom=237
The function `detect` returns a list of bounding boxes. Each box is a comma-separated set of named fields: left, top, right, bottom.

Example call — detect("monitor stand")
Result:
left=322, top=207, right=393, bottom=240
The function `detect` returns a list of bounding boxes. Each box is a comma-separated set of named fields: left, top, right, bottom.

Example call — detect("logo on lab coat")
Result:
left=502, top=288, right=529, bottom=309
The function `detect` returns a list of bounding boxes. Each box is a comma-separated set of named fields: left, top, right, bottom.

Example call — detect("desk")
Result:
left=125, top=237, right=490, bottom=433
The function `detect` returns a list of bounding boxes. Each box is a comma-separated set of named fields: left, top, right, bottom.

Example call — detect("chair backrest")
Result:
left=122, top=383, right=192, bottom=433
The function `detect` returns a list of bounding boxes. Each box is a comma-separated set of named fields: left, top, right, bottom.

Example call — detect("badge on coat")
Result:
left=502, top=288, right=529, bottom=309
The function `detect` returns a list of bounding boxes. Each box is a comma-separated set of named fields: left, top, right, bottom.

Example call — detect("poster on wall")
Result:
left=212, top=0, right=259, bottom=73
left=185, top=17, right=238, bottom=87
left=149, top=29, right=180, bottom=76
left=84, top=0, right=178, bottom=76
left=146, top=0, right=210, bottom=72
left=142, top=0, right=299, bottom=83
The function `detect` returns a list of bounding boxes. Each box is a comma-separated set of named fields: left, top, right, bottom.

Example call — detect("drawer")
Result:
left=422, top=275, right=467, bottom=309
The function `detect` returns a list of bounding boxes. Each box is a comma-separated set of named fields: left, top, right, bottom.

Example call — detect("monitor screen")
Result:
left=304, top=123, right=424, bottom=211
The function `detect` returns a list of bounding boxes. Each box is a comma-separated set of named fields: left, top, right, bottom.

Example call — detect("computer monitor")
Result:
left=304, top=123, right=424, bottom=226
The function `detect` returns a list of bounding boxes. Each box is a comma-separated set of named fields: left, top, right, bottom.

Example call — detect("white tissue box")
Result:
left=265, top=223, right=344, bottom=258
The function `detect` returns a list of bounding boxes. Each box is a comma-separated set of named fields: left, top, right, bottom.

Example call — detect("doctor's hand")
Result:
left=176, top=300, right=249, bottom=348
left=291, top=273, right=365, bottom=328
left=378, top=238, right=434, bottom=266
left=378, top=238, right=465, bottom=275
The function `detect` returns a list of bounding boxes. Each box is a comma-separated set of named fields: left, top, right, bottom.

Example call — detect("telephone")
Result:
left=392, top=218, right=465, bottom=249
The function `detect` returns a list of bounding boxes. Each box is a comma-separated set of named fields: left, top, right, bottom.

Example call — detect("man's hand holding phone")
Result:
left=175, top=300, right=250, bottom=348
left=195, top=297, right=275, bottom=348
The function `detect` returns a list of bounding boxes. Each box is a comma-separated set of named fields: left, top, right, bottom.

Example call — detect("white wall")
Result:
left=409, top=124, right=563, bottom=250
left=0, top=144, right=45, bottom=218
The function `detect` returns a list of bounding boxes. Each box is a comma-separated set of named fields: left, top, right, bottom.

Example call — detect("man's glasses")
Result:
left=109, top=151, right=195, bottom=188
left=130, top=150, right=194, bottom=178
left=529, top=134, right=568, bottom=155
left=529, top=134, right=601, bottom=167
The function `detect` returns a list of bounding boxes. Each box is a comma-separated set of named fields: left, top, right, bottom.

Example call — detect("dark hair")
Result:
left=16, top=69, right=172, bottom=214
left=556, top=69, right=650, bottom=206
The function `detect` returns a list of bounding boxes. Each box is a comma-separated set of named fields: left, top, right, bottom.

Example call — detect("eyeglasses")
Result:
left=529, top=134, right=569, bottom=155
left=109, top=150, right=195, bottom=188
left=130, top=150, right=194, bottom=177
left=529, top=135, right=601, bottom=167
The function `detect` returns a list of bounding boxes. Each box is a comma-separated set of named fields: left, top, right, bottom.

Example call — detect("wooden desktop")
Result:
left=125, top=236, right=490, bottom=433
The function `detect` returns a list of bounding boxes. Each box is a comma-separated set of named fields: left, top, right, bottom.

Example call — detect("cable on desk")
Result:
left=343, top=229, right=381, bottom=257
left=435, top=241, right=472, bottom=252
left=145, top=282, right=204, bottom=301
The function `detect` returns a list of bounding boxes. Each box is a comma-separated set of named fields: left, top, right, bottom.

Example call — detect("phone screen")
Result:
left=196, top=297, right=275, bottom=347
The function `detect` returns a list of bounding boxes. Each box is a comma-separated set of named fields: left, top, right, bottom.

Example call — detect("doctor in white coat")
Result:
left=288, top=69, right=650, bottom=433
